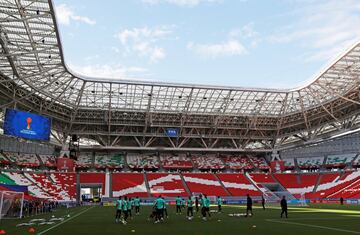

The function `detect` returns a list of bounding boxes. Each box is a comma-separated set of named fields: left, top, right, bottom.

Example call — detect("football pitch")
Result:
left=1, top=204, right=360, bottom=235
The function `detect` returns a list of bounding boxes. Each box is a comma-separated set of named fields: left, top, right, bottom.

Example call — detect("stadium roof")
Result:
left=0, top=0, right=360, bottom=152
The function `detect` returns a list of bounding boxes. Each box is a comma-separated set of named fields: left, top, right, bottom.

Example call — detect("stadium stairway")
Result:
left=179, top=173, right=192, bottom=196
left=312, top=173, right=323, bottom=193
left=143, top=172, right=153, bottom=197
left=245, top=172, right=279, bottom=200
left=213, top=173, right=231, bottom=196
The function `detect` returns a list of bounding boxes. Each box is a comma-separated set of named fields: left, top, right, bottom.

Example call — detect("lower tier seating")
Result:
left=50, top=173, right=77, bottom=201
left=274, top=173, right=319, bottom=198
left=112, top=173, right=149, bottom=197
left=217, top=174, right=261, bottom=196
left=182, top=173, right=228, bottom=196
left=249, top=173, right=276, bottom=183
left=147, top=173, right=189, bottom=197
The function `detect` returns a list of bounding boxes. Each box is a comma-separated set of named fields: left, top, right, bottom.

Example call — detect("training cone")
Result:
left=0, top=229, right=6, bottom=234
left=28, top=227, right=36, bottom=234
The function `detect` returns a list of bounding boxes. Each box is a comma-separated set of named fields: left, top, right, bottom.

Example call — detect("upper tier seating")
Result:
left=249, top=156, right=269, bottom=170
left=38, top=155, right=57, bottom=167
left=80, top=173, right=106, bottom=195
left=112, top=173, right=149, bottom=197
left=4, top=152, right=40, bottom=167
left=76, top=154, right=93, bottom=168
left=191, top=154, right=225, bottom=169
left=325, top=154, right=356, bottom=167
left=353, top=155, right=360, bottom=166
left=249, top=173, right=276, bottom=183
left=147, top=173, right=189, bottom=197
left=127, top=153, right=159, bottom=169
left=297, top=156, right=324, bottom=169
left=182, top=173, right=228, bottom=196
left=274, top=173, right=319, bottom=198
left=160, top=153, right=193, bottom=169
left=94, top=153, right=124, bottom=169
left=313, top=171, right=360, bottom=199
left=282, top=158, right=295, bottom=169
left=50, top=173, right=77, bottom=201
left=217, top=174, right=261, bottom=196
left=222, top=156, right=253, bottom=170
left=0, top=152, right=10, bottom=164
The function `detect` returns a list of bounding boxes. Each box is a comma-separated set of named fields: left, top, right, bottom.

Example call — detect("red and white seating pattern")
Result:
left=297, top=156, right=324, bottom=169
left=38, top=155, right=56, bottom=167
left=249, top=156, right=269, bottom=170
left=222, top=156, right=253, bottom=170
left=5, top=152, right=40, bottom=167
left=217, top=174, right=260, bottom=196
left=274, top=173, right=319, bottom=198
left=25, top=173, right=73, bottom=201
left=182, top=173, right=228, bottom=196
left=192, top=154, right=225, bottom=169
left=2, top=172, right=52, bottom=199
left=249, top=173, right=276, bottom=183
left=282, top=158, right=295, bottom=169
left=50, top=173, right=77, bottom=200
left=127, top=154, right=159, bottom=169
left=80, top=173, right=106, bottom=195
left=147, top=173, right=188, bottom=197
left=160, top=154, right=193, bottom=169
left=112, top=173, right=148, bottom=197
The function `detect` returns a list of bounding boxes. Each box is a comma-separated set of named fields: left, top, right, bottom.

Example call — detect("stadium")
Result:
left=0, top=0, right=360, bottom=234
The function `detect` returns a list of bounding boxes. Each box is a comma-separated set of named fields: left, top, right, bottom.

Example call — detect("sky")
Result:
left=52, top=0, right=360, bottom=89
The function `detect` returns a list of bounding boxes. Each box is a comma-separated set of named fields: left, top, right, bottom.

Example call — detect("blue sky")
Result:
left=53, top=0, right=360, bottom=89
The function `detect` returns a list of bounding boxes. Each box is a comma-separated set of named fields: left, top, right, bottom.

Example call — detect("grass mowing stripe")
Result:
left=266, top=219, right=360, bottom=234
left=37, top=206, right=95, bottom=235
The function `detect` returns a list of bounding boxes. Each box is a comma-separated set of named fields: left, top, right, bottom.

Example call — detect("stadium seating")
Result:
left=147, top=173, right=189, bottom=197
left=325, top=154, right=355, bottom=168
left=160, top=153, right=193, bottom=169
left=4, top=152, right=40, bottom=167
left=182, top=173, right=228, bottom=196
left=297, top=156, right=324, bottom=169
left=249, top=173, right=276, bottom=183
left=282, top=158, right=295, bottom=169
left=191, top=154, right=225, bottom=169
left=0, top=152, right=10, bottom=164
left=353, top=155, right=360, bottom=166
left=222, top=155, right=253, bottom=170
left=112, top=173, right=149, bottom=197
left=50, top=173, right=77, bottom=201
left=217, top=173, right=261, bottom=196
left=274, top=173, right=319, bottom=198
left=249, top=156, right=269, bottom=170
left=76, top=154, right=94, bottom=168
left=38, top=155, right=57, bottom=167
left=94, top=153, right=124, bottom=169
left=127, top=153, right=160, bottom=169
left=80, top=173, right=106, bottom=195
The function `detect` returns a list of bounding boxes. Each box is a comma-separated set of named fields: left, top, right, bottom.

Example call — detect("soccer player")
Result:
left=195, top=196, right=199, bottom=213
left=340, top=197, right=344, bottom=205
left=187, top=196, right=194, bottom=219
left=122, top=196, right=129, bottom=224
left=162, top=197, right=169, bottom=218
left=217, top=196, right=222, bottom=213
left=134, top=196, right=141, bottom=215
left=245, top=194, right=253, bottom=217
left=261, top=195, right=266, bottom=210
left=202, top=194, right=211, bottom=221
left=115, top=196, right=122, bottom=223
left=280, top=196, right=288, bottom=218
left=127, top=197, right=133, bottom=219
left=154, top=195, right=165, bottom=223
left=175, top=196, right=182, bottom=214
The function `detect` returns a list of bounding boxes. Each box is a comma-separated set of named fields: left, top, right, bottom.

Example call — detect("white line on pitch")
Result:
left=266, top=219, right=360, bottom=234
left=37, top=206, right=95, bottom=235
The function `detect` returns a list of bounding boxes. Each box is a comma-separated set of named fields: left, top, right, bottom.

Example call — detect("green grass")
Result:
left=1, top=204, right=360, bottom=235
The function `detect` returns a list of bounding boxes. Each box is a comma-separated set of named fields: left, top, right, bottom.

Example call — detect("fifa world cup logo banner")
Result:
left=26, top=117, right=32, bottom=130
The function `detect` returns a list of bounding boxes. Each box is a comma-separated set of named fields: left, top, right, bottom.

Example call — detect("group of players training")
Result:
left=115, top=194, right=289, bottom=225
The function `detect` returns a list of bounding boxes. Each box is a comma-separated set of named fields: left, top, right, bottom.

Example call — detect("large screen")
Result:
left=3, top=109, right=51, bottom=141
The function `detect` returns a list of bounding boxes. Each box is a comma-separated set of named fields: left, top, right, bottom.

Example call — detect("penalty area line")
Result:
left=37, top=206, right=95, bottom=235
left=266, top=219, right=360, bottom=234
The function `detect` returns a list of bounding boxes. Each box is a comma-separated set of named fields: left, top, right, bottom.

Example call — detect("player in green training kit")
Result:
left=186, top=196, right=194, bottom=220
left=134, top=196, right=141, bottom=215
left=155, top=195, right=165, bottom=223
left=202, top=194, right=211, bottom=221
left=115, top=196, right=122, bottom=223
left=127, top=197, right=133, bottom=219
left=175, top=196, right=182, bottom=214
left=217, top=196, right=223, bottom=213
left=121, top=196, right=129, bottom=225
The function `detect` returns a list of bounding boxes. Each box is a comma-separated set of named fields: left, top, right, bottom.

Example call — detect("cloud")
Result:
left=55, top=4, right=96, bottom=26
left=142, top=0, right=222, bottom=7
left=187, top=40, right=247, bottom=58
left=269, top=0, right=360, bottom=62
left=68, top=63, right=150, bottom=80
left=115, top=26, right=173, bottom=63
